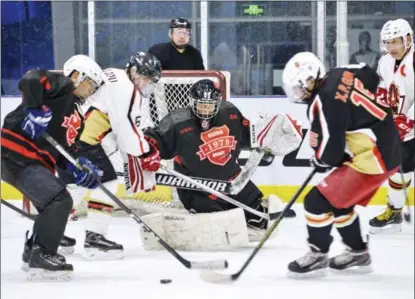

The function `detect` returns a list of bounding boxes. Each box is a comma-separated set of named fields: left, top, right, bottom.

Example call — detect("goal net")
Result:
left=23, top=70, right=231, bottom=216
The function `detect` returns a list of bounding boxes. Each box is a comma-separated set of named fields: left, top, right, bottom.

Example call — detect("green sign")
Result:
left=243, top=4, right=265, bottom=17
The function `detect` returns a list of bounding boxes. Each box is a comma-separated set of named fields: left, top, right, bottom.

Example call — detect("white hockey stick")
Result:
left=42, top=132, right=228, bottom=270
left=160, top=164, right=284, bottom=221
left=227, top=149, right=265, bottom=195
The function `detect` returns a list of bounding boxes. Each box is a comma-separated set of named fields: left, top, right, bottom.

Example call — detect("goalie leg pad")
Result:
left=139, top=208, right=249, bottom=251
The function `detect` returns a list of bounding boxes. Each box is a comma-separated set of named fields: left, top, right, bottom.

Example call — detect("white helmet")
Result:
left=282, top=52, right=326, bottom=103
left=63, top=54, right=104, bottom=90
left=380, top=19, right=413, bottom=52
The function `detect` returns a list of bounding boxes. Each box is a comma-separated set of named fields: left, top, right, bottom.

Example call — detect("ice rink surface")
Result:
left=1, top=201, right=414, bottom=299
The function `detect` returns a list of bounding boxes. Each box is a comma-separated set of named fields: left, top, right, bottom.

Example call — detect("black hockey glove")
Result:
left=310, top=156, right=332, bottom=173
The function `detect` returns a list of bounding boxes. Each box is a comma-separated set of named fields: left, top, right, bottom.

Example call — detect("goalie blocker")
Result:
left=140, top=79, right=302, bottom=251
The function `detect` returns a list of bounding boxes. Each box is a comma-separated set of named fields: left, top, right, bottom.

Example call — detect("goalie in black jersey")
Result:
left=1, top=55, right=103, bottom=280
left=141, top=79, right=303, bottom=251
left=281, top=52, right=401, bottom=277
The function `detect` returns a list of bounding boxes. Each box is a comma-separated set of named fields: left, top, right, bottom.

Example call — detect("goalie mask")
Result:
left=126, top=52, right=162, bottom=98
left=189, top=79, right=222, bottom=126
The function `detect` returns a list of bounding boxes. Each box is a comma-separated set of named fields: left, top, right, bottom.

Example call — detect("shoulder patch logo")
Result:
left=61, top=110, right=82, bottom=146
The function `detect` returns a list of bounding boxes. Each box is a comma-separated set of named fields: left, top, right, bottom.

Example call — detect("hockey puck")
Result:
left=160, top=279, right=172, bottom=284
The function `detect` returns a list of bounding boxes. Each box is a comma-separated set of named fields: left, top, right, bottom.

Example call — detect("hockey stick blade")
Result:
left=190, top=260, right=228, bottom=270
left=200, top=270, right=238, bottom=284
left=42, top=132, right=229, bottom=271
left=200, top=169, right=317, bottom=284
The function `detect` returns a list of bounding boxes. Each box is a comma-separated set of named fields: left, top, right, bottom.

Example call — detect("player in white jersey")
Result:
left=369, top=19, right=414, bottom=233
left=67, top=52, right=162, bottom=259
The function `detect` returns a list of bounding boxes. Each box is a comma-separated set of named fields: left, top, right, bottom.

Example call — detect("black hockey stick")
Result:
left=200, top=168, right=317, bottom=284
left=41, top=132, right=228, bottom=270
left=1, top=198, right=36, bottom=220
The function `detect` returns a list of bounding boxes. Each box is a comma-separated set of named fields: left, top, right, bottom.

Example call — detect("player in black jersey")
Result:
left=1, top=55, right=103, bottom=280
left=144, top=79, right=301, bottom=242
left=281, top=52, right=401, bottom=277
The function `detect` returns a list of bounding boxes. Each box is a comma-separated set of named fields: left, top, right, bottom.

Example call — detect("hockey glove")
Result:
left=394, top=114, right=415, bottom=141
left=310, top=156, right=332, bottom=173
left=21, top=105, right=52, bottom=139
left=67, top=157, right=102, bottom=189
left=139, top=141, right=161, bottom=172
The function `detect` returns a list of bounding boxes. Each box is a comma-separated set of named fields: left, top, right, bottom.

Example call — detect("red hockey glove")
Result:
left=394, top=114, right=415, bottom=141
left=139, top=140, right=161, bottom=172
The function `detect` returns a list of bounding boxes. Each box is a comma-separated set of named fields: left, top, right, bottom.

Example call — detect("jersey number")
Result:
left=350, top=78, right=387, bottom=120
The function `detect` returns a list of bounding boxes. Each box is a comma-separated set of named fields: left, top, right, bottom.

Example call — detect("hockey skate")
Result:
left=288, top=245, right=329, bottom=278
left=22, top=231, right=73, bottom=272
left=369, top=203, right=403, bottom=234
left=26, top=245, right=73, bottom=281
left=329, top=243, right=372, bottom=274
left=82, top=230, right=124, bottom=260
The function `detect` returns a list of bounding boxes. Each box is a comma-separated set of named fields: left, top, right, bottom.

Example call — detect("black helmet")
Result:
left=126, top=51, right=161, bottom=83
left=170, top=17, right=191, bottom=30
left=126, top=52, right=162, bottom=97
left=189, top=79, right=222, bottom=120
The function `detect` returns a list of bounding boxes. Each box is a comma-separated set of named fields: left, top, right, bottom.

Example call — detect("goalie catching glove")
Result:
left=252, top=113, right=303, bottom=156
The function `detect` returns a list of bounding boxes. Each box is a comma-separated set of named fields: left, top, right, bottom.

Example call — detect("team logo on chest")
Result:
left=388, top=82, right=404, bottom=114
left=197, top=125, right=237, bottom=166
left=61, top=110, right=82, bottom=146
